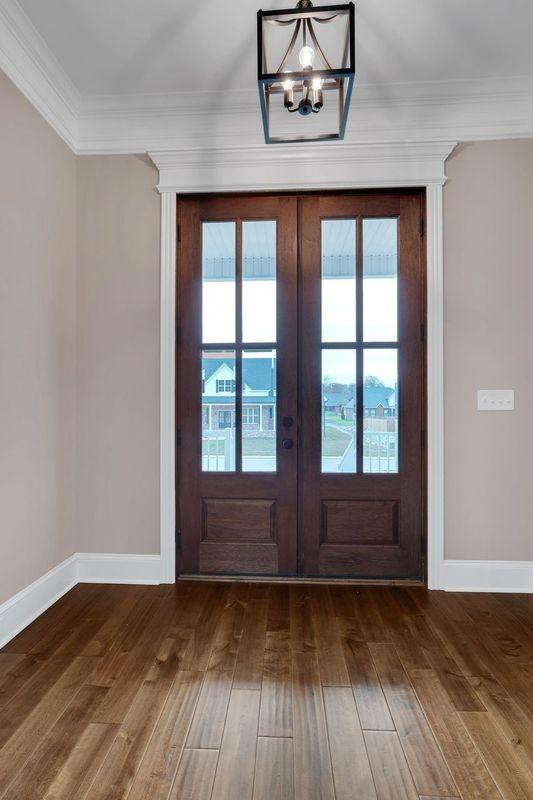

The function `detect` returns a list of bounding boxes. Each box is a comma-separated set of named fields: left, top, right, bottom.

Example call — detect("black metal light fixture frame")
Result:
left=257, top=1, right=355, bottom=144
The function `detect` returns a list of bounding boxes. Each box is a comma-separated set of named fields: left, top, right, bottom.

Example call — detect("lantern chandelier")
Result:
left=257, top=0, right=355, bottom=143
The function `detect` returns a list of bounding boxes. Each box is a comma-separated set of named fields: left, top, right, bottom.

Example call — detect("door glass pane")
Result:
left=363, top=349, right=398, bottom=473
left=202, top=349, right=236, bottom=472
left=322, top=349, right=356, bottom=473
left=363, top=218, right=398, bottom=342
left=243, top=221, right=277, bottom=343
left=322, top=219, right=356, bottom=343
left=202, top=222, right=236, bottom=343
left=242, top=349, right=277, bottom=472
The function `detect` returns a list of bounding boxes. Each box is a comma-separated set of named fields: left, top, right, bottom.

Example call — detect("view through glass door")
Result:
left=177, top=191, right=425, bottom=579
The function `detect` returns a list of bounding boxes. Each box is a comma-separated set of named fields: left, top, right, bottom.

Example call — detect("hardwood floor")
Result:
left=0, top=582, right=531, bottom=799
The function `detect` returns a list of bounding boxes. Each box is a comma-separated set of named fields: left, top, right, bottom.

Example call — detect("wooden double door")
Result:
left=177, top=191, right=426, bottom=580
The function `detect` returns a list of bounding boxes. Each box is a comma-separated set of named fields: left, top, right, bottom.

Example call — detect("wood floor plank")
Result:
left=0, top=655, right=97, bottom=789
left=369, top=645, right=457, bottom=797
left=266, top=585, right=290, bottom=639
left=180, top=584, right=230, bottom=671
left=207, top=584, right=248, bottom=672
left=292, top=651, right=335, bottom=800
left=328, top=586, right=359, bottom=622
left=253, top=737, right=294, bottom=800
left=459, top=711, right=533, bottom=800
left=83, top=637, right=181, bottom=800
left=0, top=653, right=48, bottom=712
left=402, top=611, right=486, bottom=712
left=408, top=667, right=503, bottom=800
left=1, top=585, right=99, bottom=655
left=186, top=668, right=233, bottom=749
left=0, top=654, right=24, bottom=678
left=90, top=596, right=181, bottom=724
left=355, top=588, right=392, bottom=644
left=210, top=689, right=260, bottom=800
left=27, top=587, right=108, bottom=660
left=410, top=593, right=533, bottom=717
left=289, top=586, right=316, bottom=653
left=376, top=589, right=432, bottom=672
left=1, top=684, right=108, bottom=800
left=42, top=723, right=119, bottom=800
left=364, top=730, right=419, bottom=800
left=309, top=587, right=350, bottom=686
left=467, top=674, right=533, bottom=765
left=258, top=646, right=292, bottom=737
left=339, top=631, right=394, bottom=731
left=169, top=748, right=219, bottom=800
left=323, top=686, right=377, bottom=800
left=233, top=597, right=268, bottom=690
left=127, top=670, right=204, bottom=800
left=81, top=586, right=143, bottom=657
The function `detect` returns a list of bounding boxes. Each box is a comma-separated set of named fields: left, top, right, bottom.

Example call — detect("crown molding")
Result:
left=1, top=0, right=533, bottom=155
left=77, top=75, right=533, bottom=154
left=0, top=0, right=79, bottom=150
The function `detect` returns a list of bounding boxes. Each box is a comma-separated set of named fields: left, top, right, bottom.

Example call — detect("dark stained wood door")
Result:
left=178, top=195, right=298, bottom=575
left=299, top=192, right=425, bottom=578
left=178, top=191, right=425, bottom=579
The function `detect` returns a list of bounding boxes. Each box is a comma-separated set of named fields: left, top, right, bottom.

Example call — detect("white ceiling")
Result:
left=16, top=0, right=533, bottom=97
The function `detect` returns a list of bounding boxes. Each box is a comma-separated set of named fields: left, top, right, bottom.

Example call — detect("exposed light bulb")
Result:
left=312, top=77, right=323, bottom=91
left=298, top=45, right=315, bottom=68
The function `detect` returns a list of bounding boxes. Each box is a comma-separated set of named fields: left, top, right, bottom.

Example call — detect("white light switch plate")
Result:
left=477, top=389, right=514, bottom=411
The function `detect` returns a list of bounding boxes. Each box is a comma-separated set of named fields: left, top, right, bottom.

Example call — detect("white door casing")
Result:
left=152, top=140, right=457, bottom=587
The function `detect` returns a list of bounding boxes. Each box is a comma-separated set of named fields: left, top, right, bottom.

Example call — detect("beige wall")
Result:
left=443, top=140, right=533, bottom=560
left=75, top=142, right=533, bottom=563
left=0, top=71, right=77, bottom=603
left=2, top=62, right=532, bottom=606
left=76, top=156, right=160, bottom=554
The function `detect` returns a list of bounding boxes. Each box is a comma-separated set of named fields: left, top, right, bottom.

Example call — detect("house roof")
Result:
left=203, top=357, right=276, bottom=393
left=344, top=386, right=396, bottom=409
left=323, top=388, right=354, bottom=406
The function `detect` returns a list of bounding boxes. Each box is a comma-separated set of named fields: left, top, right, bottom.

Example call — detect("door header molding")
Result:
left=150, top=140, right=456, bottom=195
left=154, top=140, right=457, bottom=587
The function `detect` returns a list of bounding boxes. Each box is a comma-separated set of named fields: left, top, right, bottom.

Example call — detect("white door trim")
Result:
left=153, top=140, right=457, bottom=587
left=159, top=191, right=177, bottom=584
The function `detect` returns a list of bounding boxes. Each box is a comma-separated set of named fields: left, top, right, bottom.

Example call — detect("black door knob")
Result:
left=282, top=416, right=294, bottom=428
left=282, top=438, right=294, bottom=450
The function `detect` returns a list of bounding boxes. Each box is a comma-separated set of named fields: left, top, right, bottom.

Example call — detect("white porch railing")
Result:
left=202, top=429, right=236, bottom=471
left=203, top=428, right=397, bottom=473
left=363, top=430, right=398, bottom=473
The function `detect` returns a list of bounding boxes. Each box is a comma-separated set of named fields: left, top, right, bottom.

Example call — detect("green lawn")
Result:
left=322, top=424, right=353, bottom=457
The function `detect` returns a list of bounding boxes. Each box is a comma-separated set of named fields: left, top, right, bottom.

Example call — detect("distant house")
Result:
left=202, top=357, right=276, bottom=432
left=323, top=388, right=353, bottom=415
left=344, top=386, right=396, bottom=420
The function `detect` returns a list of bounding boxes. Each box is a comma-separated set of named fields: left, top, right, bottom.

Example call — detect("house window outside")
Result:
left=243, top=407, right=260, bottom=424
left=216, top=379, right=236, bottom=393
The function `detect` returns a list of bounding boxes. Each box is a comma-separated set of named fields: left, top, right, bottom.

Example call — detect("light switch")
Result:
left=477, top=389, right=514, bottom=411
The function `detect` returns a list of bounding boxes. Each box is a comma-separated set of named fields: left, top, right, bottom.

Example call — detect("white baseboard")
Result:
left=0, top=554, right=78, bottom=649
left=76, top=552, right=162, bottom=585
left=440, top=559, right=533, bottom=592
left=0, top=552, right=162, bottom=649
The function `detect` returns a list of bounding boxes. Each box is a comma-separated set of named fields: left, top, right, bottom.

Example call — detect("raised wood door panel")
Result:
left=178, top=195, right=298, bottom=575
left=299, top=192, right=425, bottom=578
